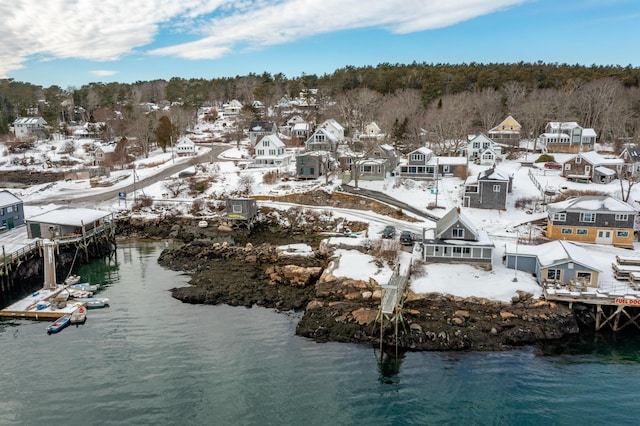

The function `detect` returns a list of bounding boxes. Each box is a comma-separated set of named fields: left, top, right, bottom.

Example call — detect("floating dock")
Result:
left=0, top=285, right=85, bottom=320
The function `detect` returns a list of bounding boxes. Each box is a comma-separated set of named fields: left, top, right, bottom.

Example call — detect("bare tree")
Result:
left=501, top=81, right=528, bottom=113
left=514, top=88, right=558, bottom=151
left=473, top=87, right=503, bottom=132
left=376, top=89, right=425, bottom=152
left=424, top=92, right=475, bottom=155
left=334, top=88, right=382, bottom=136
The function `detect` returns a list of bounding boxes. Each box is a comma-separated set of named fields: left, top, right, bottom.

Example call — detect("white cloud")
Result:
left=90, top=70, right=119, bottom=77
left=149, top=0, right=525, bottom=59
left=0, top=0, right=231, bottom=78
left=1, top=0, right=524, bottom=78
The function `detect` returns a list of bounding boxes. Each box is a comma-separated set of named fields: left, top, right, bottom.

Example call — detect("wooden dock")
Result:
left=0, top=285, right=85, bottom=320
left=543, top=283, right=640, bottom=332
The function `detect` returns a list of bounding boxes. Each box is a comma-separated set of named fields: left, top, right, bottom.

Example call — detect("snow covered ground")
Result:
left=1, top=130, right=639, bottom=303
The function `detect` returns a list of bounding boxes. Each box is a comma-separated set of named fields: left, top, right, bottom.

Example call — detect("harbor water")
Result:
left=2, top=241, right=640, bottom=425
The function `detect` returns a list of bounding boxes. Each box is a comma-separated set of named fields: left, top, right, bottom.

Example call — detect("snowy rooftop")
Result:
left=27, top=208, right=112, bottom=227
left=548, top=196, right=637, bottom=213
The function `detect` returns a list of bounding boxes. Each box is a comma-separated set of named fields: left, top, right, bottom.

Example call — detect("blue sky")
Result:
left=2, top=0, right=639, bottom=89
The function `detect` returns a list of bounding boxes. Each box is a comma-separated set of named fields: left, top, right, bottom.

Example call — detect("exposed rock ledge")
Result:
left=156, top=235, right=580, bottom=352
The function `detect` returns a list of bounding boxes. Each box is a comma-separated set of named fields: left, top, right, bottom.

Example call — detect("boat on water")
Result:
left=47, top=314, right=72, bottom=334
left=69, top=282, right=100, bottom=292
left=70, top=306, right=87, bottom=324
left=74, top=297, right=110, bottom=309
left=64, top=275, right=82, bottom=285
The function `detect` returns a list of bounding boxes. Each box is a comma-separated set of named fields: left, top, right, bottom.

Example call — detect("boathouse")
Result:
left=26, top=208, right=113, bottom=239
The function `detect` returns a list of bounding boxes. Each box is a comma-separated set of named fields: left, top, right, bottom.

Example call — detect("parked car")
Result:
left=399, top=230, right=415, bottom=245
left=382, top=225, right=396, bottom=239
left=544, top=162, right=562, bottom=169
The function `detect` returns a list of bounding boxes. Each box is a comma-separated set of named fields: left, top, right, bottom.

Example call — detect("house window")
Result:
left=232, top=204, right=242, bottom=213
left=615, top=214, right=628, bottom=221
left=547, top=269, right=561, bottom=280
left=269, top=149, right=276, bottom=155
left=576, top=157, right=581, bottom=164
left=465, top=185, right=478, bottom=193
left=564, top=164, right=571, bottom=171
left=617, top=231, right=629, bottom=238
left=483, top=153, right=494, bottom=161
left=576, top=272, right=592, bottom=285
left=493, top=185, right=501, bottom=192
left=257, top=149, right=264, bottom=156
left=580, top=213, right=596, bottom=223
left=552, top=213, right=566, bottom=222
left=426, top=166, right=434, bottom=174
left=452, top=228, right=465, bottom=238
left=453, top=247, right=471, bottom=255
left=443, top=165, right=450, bottom=173
left=473, top=142, right=480, bottom=148
left=561, top=228, right=573, bottom=235
left=576, top=229, right=588, bottom=235
left=6, top=206, right=12, bottom=213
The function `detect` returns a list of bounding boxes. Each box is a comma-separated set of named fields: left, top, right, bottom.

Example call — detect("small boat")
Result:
left=69, top=282, right=100, bottom=292
left=64, top=275, right=82, bottom=285
left=47, top=314, right=71, bottom=334
left=68, top=289, right=93, bottom=298
left=74, top=297, right=110, bottom=309
left=70, top=306, right=87, bottom=324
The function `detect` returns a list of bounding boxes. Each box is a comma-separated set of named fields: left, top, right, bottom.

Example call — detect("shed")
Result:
left=226, top=198, right=257, bottom=221
left=0, top=190, right=25, bottom=231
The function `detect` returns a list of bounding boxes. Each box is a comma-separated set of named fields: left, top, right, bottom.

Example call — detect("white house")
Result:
left=252, top=134, right=291, bottom=167
left=319, top=119, right=345, bottom=142
left=539, top=122, right=597, bottom=153
left=462, top=133, right=503, bottom=165
left=175, top=137, right=197, bottom=156
left=13, top=117, right=48, bottom=139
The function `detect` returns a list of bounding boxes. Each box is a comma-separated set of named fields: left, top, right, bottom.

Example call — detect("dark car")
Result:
left=399, top=230, right=415, bottom=245
left=382, top=225, right=396, bottom=239
left=544, top=162, right=562, bottom=169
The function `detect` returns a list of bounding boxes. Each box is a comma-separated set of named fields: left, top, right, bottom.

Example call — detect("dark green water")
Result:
left=2, top=241, right=640, bottom=425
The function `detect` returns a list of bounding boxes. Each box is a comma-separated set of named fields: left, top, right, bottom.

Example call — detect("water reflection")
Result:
left=377, top=350, right=405, bottom=384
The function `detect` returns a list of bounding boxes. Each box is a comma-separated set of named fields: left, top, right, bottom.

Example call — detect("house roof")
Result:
left=320, top=118, right=344, bottom=132
left=574, top=151, right=623, bottom=166
left=27, top=208, right=112, bottom=227
left=176, top=136, right=195, bottom=146
left=0, top=190, right=22, bottom=206
left=13, top=117, right=47, bottom=125
left=548, top=196, right=637, bottom=214
left=249, top=121, right=276, bottom=132
left=479, top=167, right=511, bottom=181
left=308, top=127, right=339, bottom=143
left=621, top=147, right=640, bottom=162
left=467, top=133, right=495, bottom=144
left=435, top=208, right=479, bottom=240
left=508, top=240, right=600, bottom=271
left=594, top=166, right=616, bottom=176
left=257, top=134, right=285, bottom=148
left=489, top=115, right=522, bottom=133
left=411, top=147, right=433, bottom=156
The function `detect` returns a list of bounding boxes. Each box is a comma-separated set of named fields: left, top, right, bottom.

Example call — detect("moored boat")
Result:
left=70, top=306, right=87, bottom=324
left=69, top=282, right=100, bottom=292
left=64, top=275, right=82, bottom=285
left=46, top=314, right=72, bottom=334
left=74, top=297, right=110, bottom=309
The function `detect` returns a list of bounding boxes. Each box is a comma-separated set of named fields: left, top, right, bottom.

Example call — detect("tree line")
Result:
left=1, top=62, right=639, bottom=154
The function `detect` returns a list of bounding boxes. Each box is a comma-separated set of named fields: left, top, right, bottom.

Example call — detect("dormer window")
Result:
left=452, top=228, right=465, bottom=238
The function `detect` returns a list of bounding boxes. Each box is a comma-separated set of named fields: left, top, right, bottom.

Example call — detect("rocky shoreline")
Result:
left=117, top=213, right=586, bottom=352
